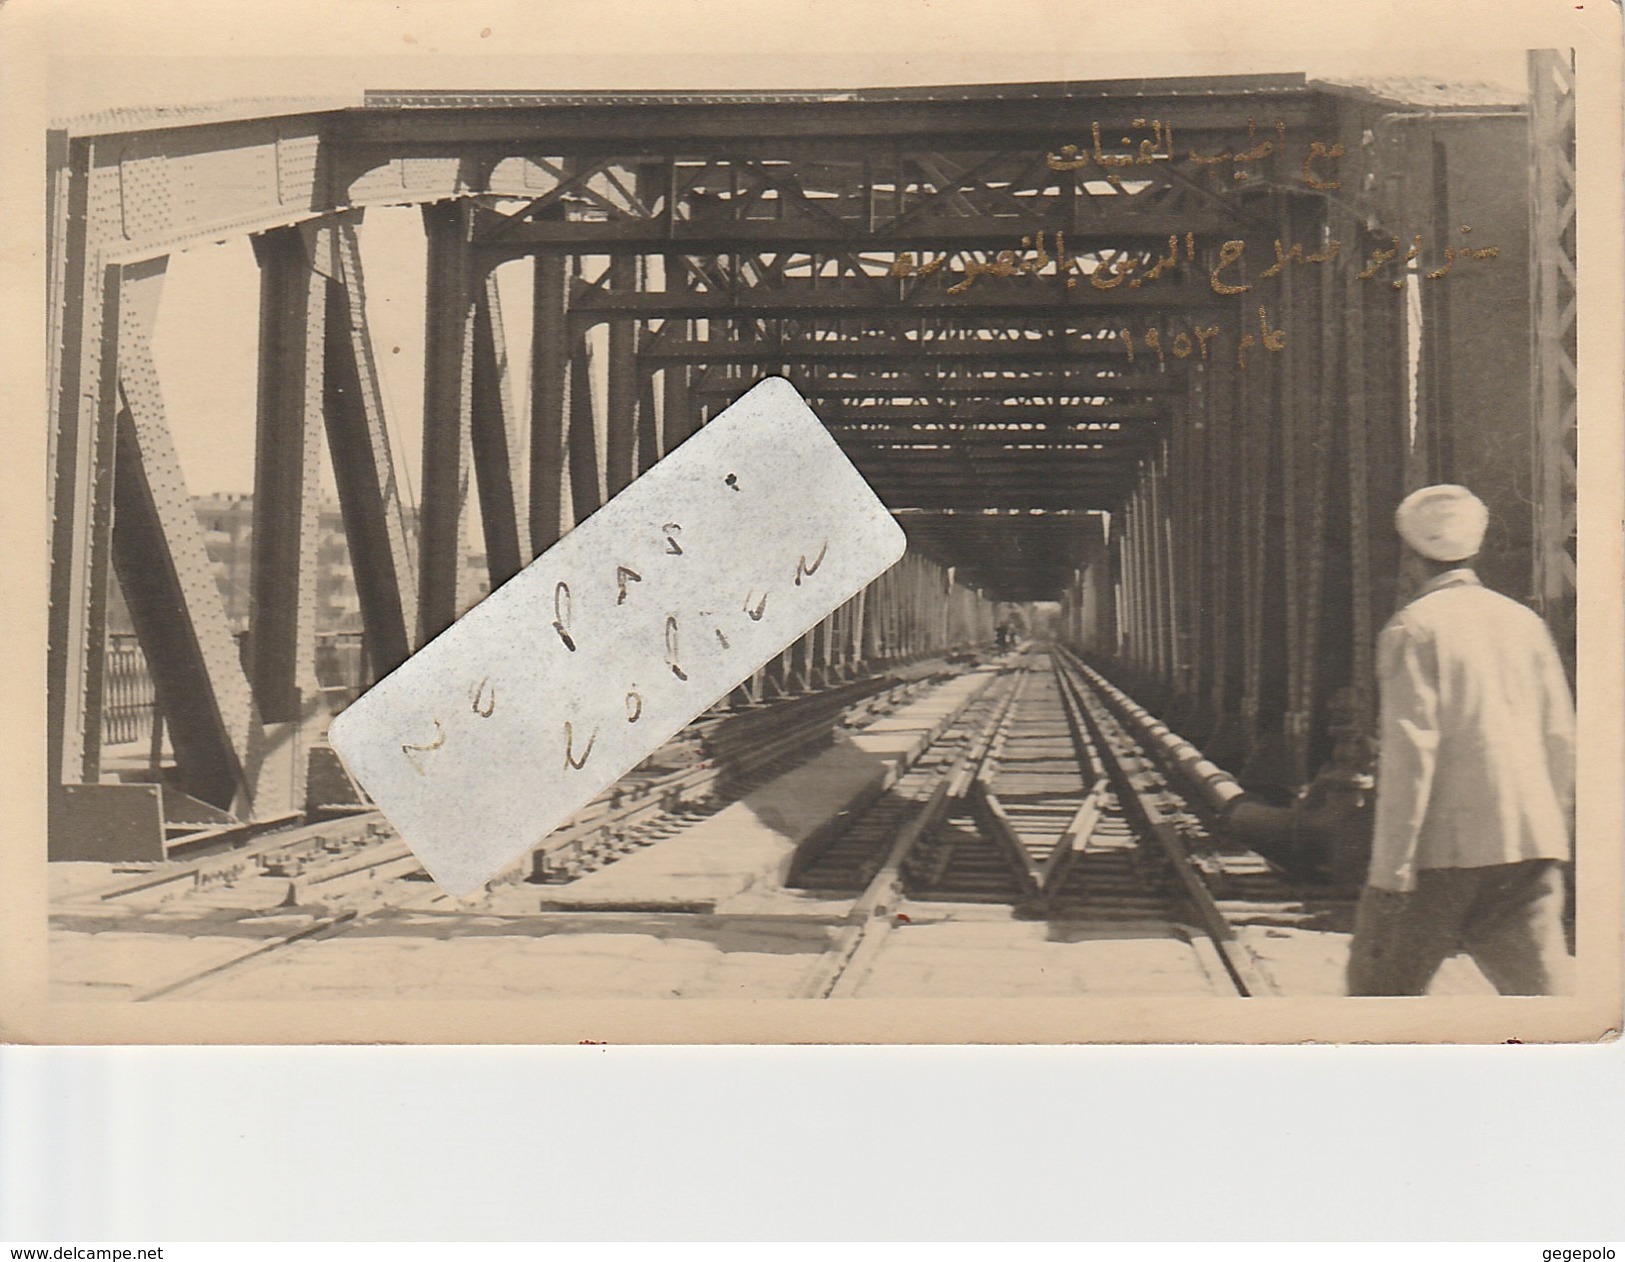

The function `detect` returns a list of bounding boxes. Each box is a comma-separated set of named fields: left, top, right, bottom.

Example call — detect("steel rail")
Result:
left=805, top=658, right=1029, bottom=998
left=1051, top=650, right=1276, bottom=996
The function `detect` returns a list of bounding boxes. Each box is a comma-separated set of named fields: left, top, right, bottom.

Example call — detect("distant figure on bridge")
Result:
left=1347, top=485, right=1575, bottom=996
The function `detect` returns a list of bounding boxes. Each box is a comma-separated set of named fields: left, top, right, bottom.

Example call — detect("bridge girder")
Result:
left=49, top=72, right=1537, bottom=860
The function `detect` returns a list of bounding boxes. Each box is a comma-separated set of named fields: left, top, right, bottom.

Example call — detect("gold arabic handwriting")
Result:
left=1358, top=225, right=1500, bottom=288
left=1046, top=117, right=1330, bottom=188
left=898, top=225, right=1498, bottom=297
left=1118, top=306, right=1287, bottom=369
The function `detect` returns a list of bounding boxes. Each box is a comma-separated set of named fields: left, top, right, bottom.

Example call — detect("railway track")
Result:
left=52, top=647, right=1332, bottom=1002
left=50, top=664, right=957, bottom=1001
left=797, top=647, right=1303, bottom=998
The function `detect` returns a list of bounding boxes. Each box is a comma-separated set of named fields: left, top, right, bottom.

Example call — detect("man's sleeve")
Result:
left=1535, top=623, right=1576, bottom=828
left=1368, top=618, right=1441, bottom=892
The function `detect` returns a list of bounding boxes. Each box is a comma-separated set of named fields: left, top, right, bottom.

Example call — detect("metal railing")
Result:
left=314, top=631, right=368, bottom=709
left=101, top=631, right=371, bottom=750
left=104, top=634, right=157, bottom=747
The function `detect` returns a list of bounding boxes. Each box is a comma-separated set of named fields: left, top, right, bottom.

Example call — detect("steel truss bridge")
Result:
left=46, top=65, right=1576, bottom=861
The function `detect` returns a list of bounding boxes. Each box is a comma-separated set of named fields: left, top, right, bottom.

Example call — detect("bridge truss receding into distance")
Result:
left=46, top=62, right=1576, bottom=866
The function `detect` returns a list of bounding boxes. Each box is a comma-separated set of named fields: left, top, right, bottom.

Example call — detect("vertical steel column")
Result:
left=865, top=571, right=887, bottom=663
left=605, top=254, right=640, bottom=497
left=1147, top=476, right=1165, bottom=682
left=1150, top=446, right=1177, bottom=689
left=1278, top=247, right=1306, bottom=781
left=1124, top=518, right=1139, bottom=668
left=1528, top=49, right=1578, bottom=669
left=900, top=558, right=918, bottom=659
left=1281, top=230, right=1332, bottom=782
left=323, top=219, right=416, bottom=676
left=637, top=364, right=661, bottom=474
left=888, top=563, right=905, bottom=661
left=663, top=365, right=695, bottom=447
left=568, top=296, right=604, bottom=522
left=249, top=225, right=326, bottom=741
left=1130, top=492, right=1151, bottom=673
left=1345, top=266, right=1375, bottom=700
left=1116, top=509, right=1133, bottom=665
left=1343, top=257, right=1409, bottom=720
left=1115, top=510, right=1134, bottom=664
left=887, top=562, right=905, bottom=661
left=418, top=201, right=477, bottom=643
left=793, top=632, right=814, bottom=692
left=827, top=603, right=847, bottom=680
left=783, top=634, right=806, bottom=694
left=1137, top=490, right=1156, bottom=675
left=816, top=612, right=836, bottom=686
left=1124, top=490, right=1150, bottom=669
left=1299, top=247, right=1339, bottom=770
left=1123, top=495, right=1142, bottom=669
left=1077, top=576, right=1091, bottom=650
left=47, top=136, right=117, bottom=789
left=1190, top=366, right=1217, bottom=724
left=470, top=269, right=527, bottom=589
left=809, top=613, right=825, bottom=685
left=894, top=558, right=912, bottom=659
left=930, top=569, right=943, bottom=654
left=926, top=559, right=940, bottom=653
left=801, top=623, right=820, bottom=691
left=1237, top=334, right=1271, bottom=763
left=529, top=250, right=571, bottom=556
left=1163, top=398, right=1194, bottom=718
left=861, top=573, right=881, bottom=663
left=912, top=555, right=928, bottom=657
left=1147, top=461, right=1166, bottom=684
left=929, top=564, right=946, bottom=653
left=849, top=588, right=868, bottom=674
left=1206, top=348, right=1247, bottom=761
left=1350, top=259, right=1411, bottom=716
left=1109, top=532, right=1127, bottom=658
left=663, top=250, right=698, bottom=449
left=1185, top=378, right=1210, bottom=717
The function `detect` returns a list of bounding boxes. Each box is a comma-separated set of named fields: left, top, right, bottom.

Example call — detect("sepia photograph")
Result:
left=6, top=0, right=1621, bottom=1046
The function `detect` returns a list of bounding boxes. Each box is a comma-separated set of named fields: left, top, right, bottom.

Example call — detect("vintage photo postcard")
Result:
left=2, top=0, right=1619, bottom=1045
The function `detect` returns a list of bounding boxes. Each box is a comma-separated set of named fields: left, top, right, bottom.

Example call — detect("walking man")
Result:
left=1347, top=484, right=1576, bottom=996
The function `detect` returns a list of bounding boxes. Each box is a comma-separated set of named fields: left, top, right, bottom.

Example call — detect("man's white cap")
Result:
left=1395, top=484, right=1489, bottom=562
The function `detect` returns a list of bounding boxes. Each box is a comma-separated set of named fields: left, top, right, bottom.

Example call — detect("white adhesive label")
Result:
left=328, top=377, right=907, bottom=895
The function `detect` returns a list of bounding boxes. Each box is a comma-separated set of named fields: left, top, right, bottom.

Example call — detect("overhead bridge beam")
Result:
left=851, top=460, right=1144, bottom=480
left=477, top=216, right=1245, bottom=257
left=568, top=277, right=1219, bottom=319
left=870, top=475, right=1127, bottom=493
left=640, top=339, right=1137, bottom=365
left=836, top=434, right=1150, bottom=452
left=691, top=370, right=1182, bottom=400
left=833, top=421, right=1152, bottom=439
left=819, top=401, right=1162, bottom=423
left=879, top=495, right=1124, bottom=513
left=344, top=84, right=1326, bottom=146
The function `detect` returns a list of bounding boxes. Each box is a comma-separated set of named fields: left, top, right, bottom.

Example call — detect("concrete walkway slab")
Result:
left=539, top=670, right=997, bottom=910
